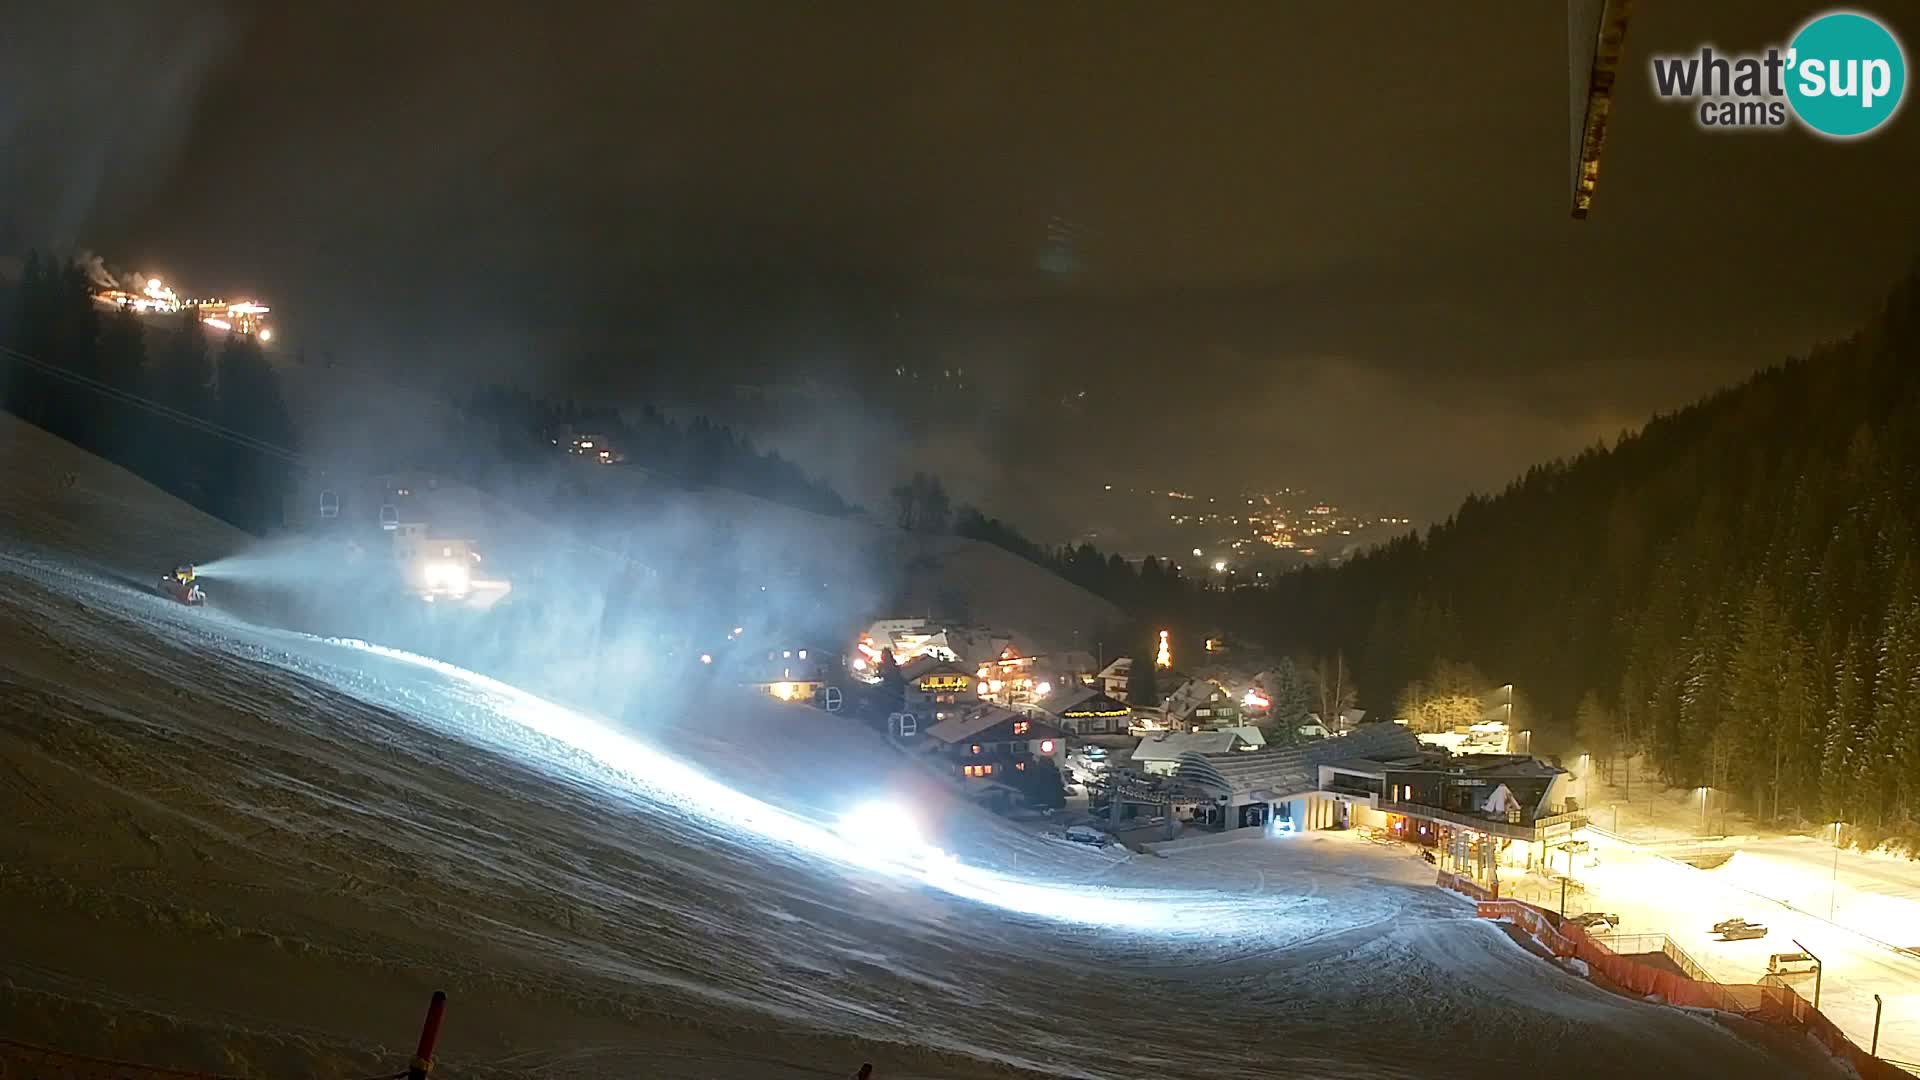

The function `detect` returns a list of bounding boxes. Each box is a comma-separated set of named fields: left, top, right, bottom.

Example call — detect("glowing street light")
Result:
left=1830, top=820, right=1843, bottom=921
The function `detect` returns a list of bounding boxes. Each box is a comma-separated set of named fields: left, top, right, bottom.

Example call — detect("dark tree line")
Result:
left=1248, top=263, right=1920, bottom=850
left=464, top=385, right=852, bottom=517
left=1, top=251, right=298, bottom=533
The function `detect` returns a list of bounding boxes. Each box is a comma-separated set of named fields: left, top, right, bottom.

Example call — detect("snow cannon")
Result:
left=157, top=564, right=206, bottom=606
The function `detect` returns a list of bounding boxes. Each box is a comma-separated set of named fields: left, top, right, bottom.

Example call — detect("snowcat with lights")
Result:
left=157, top=564, right=206, bottom=606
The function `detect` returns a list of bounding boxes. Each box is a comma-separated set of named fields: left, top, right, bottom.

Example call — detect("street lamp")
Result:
left=1830, top=821, right=1843, bottom=922
left=1792, top=938, right=1824, bottom=1009
left=1500, top=684, right=1527, bottom=754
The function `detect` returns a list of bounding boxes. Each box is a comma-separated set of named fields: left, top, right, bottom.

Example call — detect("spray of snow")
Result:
left=324, top=635, right=1219, bottom=932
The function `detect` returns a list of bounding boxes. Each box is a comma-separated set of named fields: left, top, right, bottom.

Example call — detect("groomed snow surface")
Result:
left=0, top=417, right=1848, bottom=1078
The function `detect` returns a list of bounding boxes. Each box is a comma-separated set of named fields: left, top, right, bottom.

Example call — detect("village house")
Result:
left=1042, top=685, right=1134, bottom=737
left=1095, top=656, right=1134, bottom=701
left=1158, top=677, right=1242, bottom=731
left=1159, top=724, right=1582, bottom=893
left=916, top=703, right=1069, bottom=810
left=1127, top=730, right=1258, bottom=776
left=742, top=643, right=843, bottom=710
left=898, top=654, right=981, bottom=727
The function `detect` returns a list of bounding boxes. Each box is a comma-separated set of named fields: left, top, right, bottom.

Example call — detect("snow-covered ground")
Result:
left=1547, top=827, right=1920, bottom=1070
left=1566, top=759, right=1920, bottom=1068
left=0, top=417, right=1852, bottom=1078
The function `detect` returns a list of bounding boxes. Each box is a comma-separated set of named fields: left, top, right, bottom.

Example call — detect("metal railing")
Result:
left=1382, top=800, right=1589, bottom=841
left=1381, top=800, right=1537, bottom=840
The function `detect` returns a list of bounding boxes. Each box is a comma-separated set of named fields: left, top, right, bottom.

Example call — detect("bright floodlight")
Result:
left=423, top=559, right=470, bottom=595
left=835, top=799, right=927, bottom=856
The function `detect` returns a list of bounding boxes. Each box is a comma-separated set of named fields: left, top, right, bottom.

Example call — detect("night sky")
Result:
left=5, top=2, right=1917, bottom=530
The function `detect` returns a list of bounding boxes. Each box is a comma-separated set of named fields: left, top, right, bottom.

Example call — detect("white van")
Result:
left=1767, top=952, right=1818, bottom=976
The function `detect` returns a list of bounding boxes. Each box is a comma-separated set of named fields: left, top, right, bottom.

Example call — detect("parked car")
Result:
left=1719, top=923, right=1770, bottom=941
left=1711, top=917, right=1752, bottom=934
left=1570, top=912, right=1619, bottom=933
left=1064, top=825, right=1111, bottom=848
left=1768, top=951, right=1819, bottom=975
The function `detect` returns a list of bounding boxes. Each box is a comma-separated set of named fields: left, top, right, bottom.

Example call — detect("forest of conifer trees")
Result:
left=1254, top=264, right=1920, bottom=848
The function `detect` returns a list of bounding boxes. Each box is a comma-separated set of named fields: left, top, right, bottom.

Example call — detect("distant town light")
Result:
left=699, top=653, right=712, bottom=664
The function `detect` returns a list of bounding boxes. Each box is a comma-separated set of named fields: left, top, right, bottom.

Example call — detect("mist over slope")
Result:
left=265, top=351, right=1128, bottom=655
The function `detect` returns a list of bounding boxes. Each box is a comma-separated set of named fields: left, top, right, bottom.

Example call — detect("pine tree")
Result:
left=1575, top=690, right=1619, bottom=782
left=1128, top=648, right=1160, bottom=708
left=1821, top=637, right=1863, bottom=825
left=1263, top=657, right=1314, bottom=733
left=1869, top=575, right=1920, bottom=829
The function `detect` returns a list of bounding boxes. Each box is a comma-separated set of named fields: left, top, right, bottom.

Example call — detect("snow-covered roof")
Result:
left=1130, top=731, right=1247, bottom=762
left=1046, top=686, right=1131, bottom=719
left=900, top=655, right=971, bottom=683
left=921, top=704, right=1063, bottom=746
left=1215, top=725, right=1267, bottom=748
left=1174, top=723, right=1423, bottom=798
left=1161, top=677, right=1230, bottom=716
left=1047, top=685, right=1099, bottom=713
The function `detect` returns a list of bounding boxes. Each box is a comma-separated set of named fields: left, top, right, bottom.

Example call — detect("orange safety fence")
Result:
left=1436, top=869, right=1497, bottom=902
left=1473, top=901, right=1911, bottom=1079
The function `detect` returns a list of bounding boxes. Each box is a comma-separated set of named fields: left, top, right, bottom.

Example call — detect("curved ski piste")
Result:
left=0, top=417, right=1846, bottom=1079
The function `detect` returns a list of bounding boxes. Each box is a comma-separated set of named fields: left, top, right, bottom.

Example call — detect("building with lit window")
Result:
left=1171, top=721, right=1422, bottom=831
left=917, top=703, right=1067, bottom=786
left=1095, top=657, right=1134, bottom=701
left=743, top=644, right=841, bottom=708
left=851, top=619, right=1026, bottom=678
left=1159, top=678, right=1242, bottom=731
left=900, top=656, right=982, bottom=723
left=1166, top=724, right=1583, bottom=892
left=1043, top=686, right=1134, bottom=736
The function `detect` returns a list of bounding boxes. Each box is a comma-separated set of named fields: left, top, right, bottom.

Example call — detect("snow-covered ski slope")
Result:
left=0, top=415, right=1846, bottom=1078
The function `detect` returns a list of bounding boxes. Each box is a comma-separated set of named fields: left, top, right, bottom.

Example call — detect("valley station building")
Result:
left=1169, top=723, right=1585, bottom=892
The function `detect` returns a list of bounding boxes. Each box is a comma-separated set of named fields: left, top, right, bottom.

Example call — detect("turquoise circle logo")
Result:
left=1786, top=11, right=1907, bottom=137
